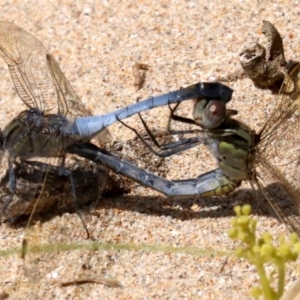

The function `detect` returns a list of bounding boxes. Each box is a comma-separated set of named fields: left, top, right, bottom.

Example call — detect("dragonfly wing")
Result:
left=0, top=22, right=111, bottom=141
left=0, top=22, right=55, bottom=111
left=46, top=52, right=111, bottom=142
left=256, top=65, right=300, bottom=234
left=255, top=160, right=300, bottom=235
left=46, top=54, right=91, bottom=117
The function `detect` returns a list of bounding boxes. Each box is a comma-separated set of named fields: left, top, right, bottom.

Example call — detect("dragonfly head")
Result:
left=193, top=98, right=226, bottom=129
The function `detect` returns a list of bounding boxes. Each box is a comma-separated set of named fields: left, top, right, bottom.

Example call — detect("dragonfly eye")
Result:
left=193, top=99, right=226, bottom=129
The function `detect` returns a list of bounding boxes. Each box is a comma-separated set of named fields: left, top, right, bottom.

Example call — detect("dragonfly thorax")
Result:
left=206, top=117, right=256, bottom=182
left=21, top=109, right=70, bottom=132
left=3, top=109, right=74, bottom=159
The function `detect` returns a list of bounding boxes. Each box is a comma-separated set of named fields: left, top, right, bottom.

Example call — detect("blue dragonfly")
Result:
left=0, top=21, right=232, bottom=227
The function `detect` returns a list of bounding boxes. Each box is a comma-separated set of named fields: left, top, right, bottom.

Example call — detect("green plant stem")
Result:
left=277, top=261, right=285, bottom=300
left=255, top=261, right=273, bottom=300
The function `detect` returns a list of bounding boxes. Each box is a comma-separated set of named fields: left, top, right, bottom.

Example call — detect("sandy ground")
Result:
left=0, top=0, right=300, bottom=299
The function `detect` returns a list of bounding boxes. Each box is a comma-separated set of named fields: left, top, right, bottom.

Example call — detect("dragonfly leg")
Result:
left=0, top=161, right=17, bottom=220
left=134, top=99, right=200, bottom=146
left=138, top=111, right=202, bottom=150
left=8, top=160, right=16, bottom=194
left=15, top=160, right=91, bottom=239
left=50, top=162, right=92, bottom=239
left=123, top=100, right=237, bottom=158
left=117, top=116, right=203, bottom=157
left=166, top=102, right=202, bottom=135
left=67, top=167, right=91, bottom=239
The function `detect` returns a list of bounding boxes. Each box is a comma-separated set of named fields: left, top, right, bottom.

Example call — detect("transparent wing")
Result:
left=255, top=159, right=300, bottom=235
left=46, top=54, right=92, bottom=117
left=0, top=21, right=56, bottom=111
left=254, top=65, right=300, bottom=233
left=0, top=21, right=111, bottom=140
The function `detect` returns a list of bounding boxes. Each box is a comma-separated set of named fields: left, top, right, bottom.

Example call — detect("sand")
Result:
left=0, top=1, right=300, bottom=299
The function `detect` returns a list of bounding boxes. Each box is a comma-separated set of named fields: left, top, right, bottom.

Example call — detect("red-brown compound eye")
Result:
left=193, top=100, right=226, bottom=129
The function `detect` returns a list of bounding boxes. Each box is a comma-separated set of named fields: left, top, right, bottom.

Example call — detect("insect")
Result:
left=0, top=20, right=235, bottom=277
left=0, top=21, right=232, bottom=221
left=115, top=22, right=300, bottom=235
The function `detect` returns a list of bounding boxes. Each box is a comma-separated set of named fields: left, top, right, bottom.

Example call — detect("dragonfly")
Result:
left=0, top=22, right=234, bottom=282
left=113, top=60, right=300, bottom=235
left=0, top=21, right=106, bottom=226
left=100, top=20, right=300, bottom=235
left=68, top=96, right=239, bottom=197
left=0, top=21, right=233, bottom=222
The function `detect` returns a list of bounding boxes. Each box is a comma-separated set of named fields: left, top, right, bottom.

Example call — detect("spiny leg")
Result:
left=166, top=102, right=203, bottom=134
left=117, top=116, right=204, bottom=157
left=21, top=160, right=91, bottom=260
left=0, top=163, right=16, bottom=220
left=30, top=160, right=90, bottom=237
